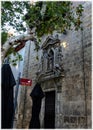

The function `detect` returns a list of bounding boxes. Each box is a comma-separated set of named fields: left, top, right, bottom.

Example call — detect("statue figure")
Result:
left=47, top=50, right=54, bottom=71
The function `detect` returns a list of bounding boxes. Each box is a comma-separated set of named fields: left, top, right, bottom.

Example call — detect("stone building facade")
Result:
left=15, top=1, right=92, bottom=129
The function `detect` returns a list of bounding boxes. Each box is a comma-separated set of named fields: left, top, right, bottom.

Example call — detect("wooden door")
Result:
left=44, top=91, right=55, bottom=128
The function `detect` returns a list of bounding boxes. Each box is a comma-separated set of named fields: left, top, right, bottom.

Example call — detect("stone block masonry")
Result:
left=15, top=1, right=92, bottom=129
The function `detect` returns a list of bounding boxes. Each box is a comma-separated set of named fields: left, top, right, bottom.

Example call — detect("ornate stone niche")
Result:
left=37, top=35, right=64, bottom=82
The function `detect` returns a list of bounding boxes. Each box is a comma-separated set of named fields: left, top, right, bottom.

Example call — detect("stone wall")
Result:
left=57, top=2, right=91, bottom=128
left=15, top=40, right=42, bottom=128
left=15, top=1, right=92, bottom=129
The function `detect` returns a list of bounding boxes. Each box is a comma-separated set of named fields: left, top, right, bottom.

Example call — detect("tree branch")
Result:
left=1, top=33, right=36, bottom=63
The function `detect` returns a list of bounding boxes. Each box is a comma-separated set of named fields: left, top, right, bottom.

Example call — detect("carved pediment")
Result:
left=41, top=36, right=60, bottom=49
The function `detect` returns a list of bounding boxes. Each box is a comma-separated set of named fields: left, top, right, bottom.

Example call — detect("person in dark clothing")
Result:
left=1, top=64, right=16, bottom=128
left=29, top=83, right=44, bottom=129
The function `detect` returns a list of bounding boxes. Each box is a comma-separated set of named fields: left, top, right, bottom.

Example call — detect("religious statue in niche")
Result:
left=47, top=50, right=54, bottom=71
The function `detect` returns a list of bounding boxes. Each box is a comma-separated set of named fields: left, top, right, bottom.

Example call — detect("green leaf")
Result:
left=1, top=31, right=8, bottom=45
